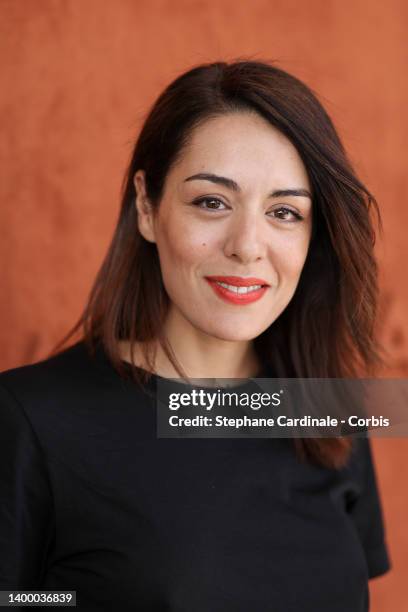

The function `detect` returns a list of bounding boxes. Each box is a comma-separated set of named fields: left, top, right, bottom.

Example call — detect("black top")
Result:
left=0, top=340, right=391, bottom=611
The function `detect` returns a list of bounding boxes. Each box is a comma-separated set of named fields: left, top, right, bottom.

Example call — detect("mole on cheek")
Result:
left=202, top=243, right=206, bottom=247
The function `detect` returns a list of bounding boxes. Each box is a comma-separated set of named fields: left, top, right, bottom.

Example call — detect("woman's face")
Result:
left=136, top=111, right=313, bottom=342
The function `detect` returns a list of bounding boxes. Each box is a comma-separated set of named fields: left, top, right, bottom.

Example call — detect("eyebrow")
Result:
left=184, top=172, right=312, bottom=199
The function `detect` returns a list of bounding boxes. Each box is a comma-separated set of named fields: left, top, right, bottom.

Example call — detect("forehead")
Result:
left=169, top=111, right=310, bottom=189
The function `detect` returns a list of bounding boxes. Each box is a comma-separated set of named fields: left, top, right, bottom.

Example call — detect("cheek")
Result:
left=287, top=246, right=309, bottom=277
left=156, top=219, right=218, bottom=277
left=271, top=232, right=311, bottom=282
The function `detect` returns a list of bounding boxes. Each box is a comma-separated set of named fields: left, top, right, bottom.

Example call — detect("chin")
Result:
left=202, top=322, right=265, bottom=343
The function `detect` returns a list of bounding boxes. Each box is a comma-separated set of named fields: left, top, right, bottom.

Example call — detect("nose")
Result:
left=223, top=209, right=268, bottom=264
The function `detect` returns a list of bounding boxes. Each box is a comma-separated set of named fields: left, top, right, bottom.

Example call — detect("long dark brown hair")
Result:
left=51, top=59, right=383, bottom=469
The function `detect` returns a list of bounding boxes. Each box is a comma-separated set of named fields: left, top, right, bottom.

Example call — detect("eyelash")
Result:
left=191, top=197, right=304, bottom=222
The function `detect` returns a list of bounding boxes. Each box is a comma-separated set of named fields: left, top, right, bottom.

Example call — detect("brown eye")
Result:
left=269, top=206, right=303, bottom=222
left=192, top=197, right=228, bottom=211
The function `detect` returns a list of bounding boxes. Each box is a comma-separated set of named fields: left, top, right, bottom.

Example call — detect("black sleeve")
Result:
left=347, top=437, right=391, bottom=579
left=0, top=382, right=55, bottom=588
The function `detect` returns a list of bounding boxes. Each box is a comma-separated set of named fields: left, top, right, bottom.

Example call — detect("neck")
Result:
left=118, top=307, right=261, bottom=380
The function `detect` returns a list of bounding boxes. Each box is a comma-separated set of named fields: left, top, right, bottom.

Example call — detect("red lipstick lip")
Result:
left=204, top=277, right=269, bottom=306
left=204, top=275, right=269, bottom=287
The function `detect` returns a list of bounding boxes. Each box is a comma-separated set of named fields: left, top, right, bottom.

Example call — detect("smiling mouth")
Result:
left=204, top=276, right=269, bottom=305
left=214, top=281, right=263, bottom=294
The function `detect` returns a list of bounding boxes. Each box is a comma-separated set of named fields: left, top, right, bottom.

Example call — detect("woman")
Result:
left=0, top=60, right=390, bottom=610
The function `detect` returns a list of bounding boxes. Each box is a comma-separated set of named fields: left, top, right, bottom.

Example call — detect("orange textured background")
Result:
left=0, top=0, right=407, bottom=608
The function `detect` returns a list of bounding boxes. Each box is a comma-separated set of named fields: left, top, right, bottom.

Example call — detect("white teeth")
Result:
left=216, top=281, right=262, bottom=294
